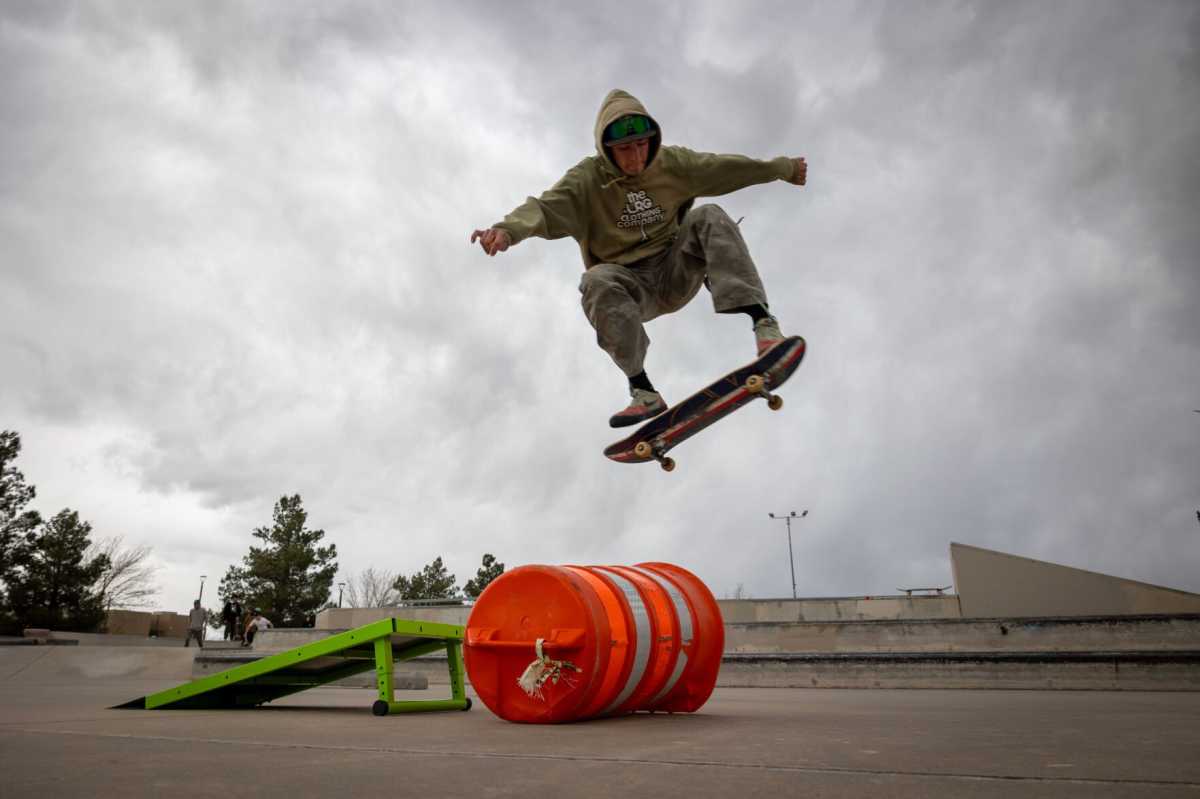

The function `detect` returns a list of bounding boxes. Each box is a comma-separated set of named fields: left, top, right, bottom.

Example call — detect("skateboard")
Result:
left=604, top=336, right=806, bottom=471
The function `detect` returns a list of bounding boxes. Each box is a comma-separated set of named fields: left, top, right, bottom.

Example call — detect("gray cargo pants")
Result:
left=579, top=203, right=768, bottom=377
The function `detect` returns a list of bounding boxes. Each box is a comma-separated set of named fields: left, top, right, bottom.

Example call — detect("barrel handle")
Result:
left=466, top=627, right=585, bottom=651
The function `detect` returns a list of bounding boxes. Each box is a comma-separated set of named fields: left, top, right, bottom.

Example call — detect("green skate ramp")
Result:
left=114, top=618, right=470, bottom=715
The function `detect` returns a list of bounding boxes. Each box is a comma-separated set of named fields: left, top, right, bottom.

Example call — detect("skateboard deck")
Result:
left=604, top=336, right=806, bottom=471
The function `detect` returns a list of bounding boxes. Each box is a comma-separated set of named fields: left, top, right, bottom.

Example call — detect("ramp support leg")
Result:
left=371, top=633, right=471, bottom=716
left=447, top=638, right=467, bottom=705
left=371, top=637, right=396, bottom=715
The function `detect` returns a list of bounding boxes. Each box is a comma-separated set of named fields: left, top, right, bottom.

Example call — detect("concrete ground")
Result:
left=2, top=676, right=1199, bottom=798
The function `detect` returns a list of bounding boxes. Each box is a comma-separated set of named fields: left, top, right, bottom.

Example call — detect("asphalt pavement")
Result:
left=2, top=675, right=1198, bottom=798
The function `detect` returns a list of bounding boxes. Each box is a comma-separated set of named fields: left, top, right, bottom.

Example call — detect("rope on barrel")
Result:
left=517, top=638, right=582, bottom=700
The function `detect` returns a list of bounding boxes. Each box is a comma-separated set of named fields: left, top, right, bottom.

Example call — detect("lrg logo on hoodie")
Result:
left=618, top=190, right=665, bottom=231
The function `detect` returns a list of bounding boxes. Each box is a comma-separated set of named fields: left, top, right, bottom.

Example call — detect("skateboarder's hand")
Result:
left=471, top=227, right=512, bottom=257
left=787, top=157, right=807, bottom=186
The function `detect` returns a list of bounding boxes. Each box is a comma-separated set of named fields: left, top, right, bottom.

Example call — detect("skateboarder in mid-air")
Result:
left=472, top=89, right=808, bottom=428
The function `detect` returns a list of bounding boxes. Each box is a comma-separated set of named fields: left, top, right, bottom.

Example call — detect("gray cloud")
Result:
left=2, top=1, right=1196, bottom=612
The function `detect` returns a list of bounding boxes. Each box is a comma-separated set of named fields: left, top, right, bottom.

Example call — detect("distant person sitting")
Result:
left=242, top=610, right=273, bottom=648
left=185, top=600, right=207, bottom=648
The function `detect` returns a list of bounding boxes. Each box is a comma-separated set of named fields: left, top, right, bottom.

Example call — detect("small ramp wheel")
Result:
left=767, top=395, right=784, bottom=411
left=634, top=441, right=652, bottom=458
left=745, top=374, right=765, bottom=393
left=372, top=700, right=389, bottom=717
left=660, top=457, right=676, bottom=472
left=462, top=698, right=473, bottom=711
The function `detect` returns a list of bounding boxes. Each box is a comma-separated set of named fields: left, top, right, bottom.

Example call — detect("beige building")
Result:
left=951, top=542, right=1200, bottom=618
left=102, top=609, right=190, bottom=638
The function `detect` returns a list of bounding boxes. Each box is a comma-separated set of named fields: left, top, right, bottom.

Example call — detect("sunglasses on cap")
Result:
left=604, top=115, right=655, bottom=145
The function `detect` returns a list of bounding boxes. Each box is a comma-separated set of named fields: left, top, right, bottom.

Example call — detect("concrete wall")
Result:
left=0, top=646, right=195, bottom=684
left=182, top=614, right=1200, bottom=657
left=253, top=628, right=355, bottom=650
left=23, top=631, right=185, bottom=647
left=105, top=610, right=153, bottom=636
left=315, top=595, right=963, bottom=630
left=718, top=595, right=961, bottom=623
left=725, top=615, right=1200, bottom=653
left=101, top=609, right=191, bottom=637
left=951, top=542, right=1200, bottom=618
left=151, top=612, right=190, bottom=639
left=717, top=652, right=1200, bottom=691
left=316, top=606, right=469, bottom=629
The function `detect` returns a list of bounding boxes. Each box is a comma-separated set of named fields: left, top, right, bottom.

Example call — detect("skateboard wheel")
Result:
left=372, top=700, right=389, bottom=716
left=767, top=395, right=784, bottom=411
left=634, top=441, right=652, bottom=458
left=745, top=374, right=765, bottom=393
left=660, top=457, right=676, bottom=472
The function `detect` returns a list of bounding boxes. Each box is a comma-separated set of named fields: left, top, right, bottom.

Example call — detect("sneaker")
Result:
left=609, top=388, right=667, bottom=428
left=754, top=315, right=786, bottom=356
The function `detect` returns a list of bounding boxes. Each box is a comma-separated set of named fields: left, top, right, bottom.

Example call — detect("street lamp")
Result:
left=768, top=510, right=808, bottom=600
left=198, top=575, right=207, bottom=603
left=338, top=582, right=345, bottom=608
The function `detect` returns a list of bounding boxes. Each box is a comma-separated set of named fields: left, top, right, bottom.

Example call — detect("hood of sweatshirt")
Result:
left=593, top=89, right=661, bottom=176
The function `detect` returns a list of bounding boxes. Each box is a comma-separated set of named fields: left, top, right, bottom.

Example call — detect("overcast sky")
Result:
left=2, top=1, right=1197, bottom=615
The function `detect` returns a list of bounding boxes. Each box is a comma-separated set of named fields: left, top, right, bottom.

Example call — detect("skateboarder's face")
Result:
left=610, top=138, right=650, bottom=176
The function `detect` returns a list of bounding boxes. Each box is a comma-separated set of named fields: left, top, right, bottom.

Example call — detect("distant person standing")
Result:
left=229, top=599, right=245, bottom=643
left=242, top=609, right=273, bottom=648
left=221, top=600, right=236, bottom=641
left=185, top=600, right=207, bottom=648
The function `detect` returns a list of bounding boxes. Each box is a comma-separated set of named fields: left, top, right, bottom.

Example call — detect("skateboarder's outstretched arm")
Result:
left=470, top=227, right=512, bottom=257
left=471, top=162, right=590, bottom=258
left=678, top=149, right=808, bottom=197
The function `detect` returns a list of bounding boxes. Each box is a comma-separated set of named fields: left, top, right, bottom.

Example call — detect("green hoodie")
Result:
left=493, top=89, right=795, bottom=270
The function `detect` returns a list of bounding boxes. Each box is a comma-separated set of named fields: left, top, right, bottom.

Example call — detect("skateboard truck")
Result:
left=745, top=374, right=784, bottom=410
left=634, top=439, right=676, bottom=472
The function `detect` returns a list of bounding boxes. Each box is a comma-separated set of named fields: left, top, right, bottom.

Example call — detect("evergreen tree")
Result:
left=463, top=553, right=505, bottom=599
left=393, top=556, right=458, bottom=600
left=218, top=495, right=337, bottom=627
left=217, top=564, right=251, bottom=610
left=1, top=431, right=41, bottom=577
left=6, top=509, right=110, bottom=631
left=1, top=431, right=42, bottom=632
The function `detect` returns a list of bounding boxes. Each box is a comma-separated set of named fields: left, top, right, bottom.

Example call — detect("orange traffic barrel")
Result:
left=464, top=562, right=723, bottom=723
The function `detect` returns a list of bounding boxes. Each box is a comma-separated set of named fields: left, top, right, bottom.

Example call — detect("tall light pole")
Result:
left=198, top=575, right=207, bottom=603
left=338, top=582, right=345, bottom=608
left=768, top=510, right=808, bottom=600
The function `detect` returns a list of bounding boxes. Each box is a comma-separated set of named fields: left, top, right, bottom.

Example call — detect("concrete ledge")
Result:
left=718, top=595, right=962, bottom=623
left=0, top=645, right=194, bottom=683
left=261, top=614, right=1200, bottom=657
left=0, top=637, right=79, bottom=646
left=251, top=628, right=354, bottom=650
left=718, top=650, right=1200, bottom=690
left=393, top=650, right=1200, bottom=691
left=726, top=613, right=1200, bottom=654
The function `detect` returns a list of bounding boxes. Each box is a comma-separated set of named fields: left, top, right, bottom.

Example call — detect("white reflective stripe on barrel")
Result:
left=633, top=566, right=693, bottom=704
left=595, top=567, right=651, bottom=714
